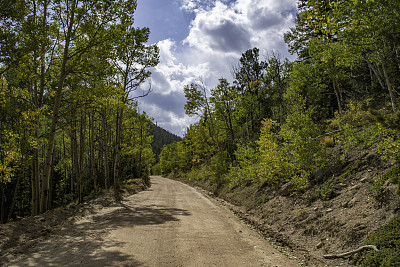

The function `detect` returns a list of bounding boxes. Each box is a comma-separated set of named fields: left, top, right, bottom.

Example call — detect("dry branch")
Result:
left=323, top=245, right=379, bottom=259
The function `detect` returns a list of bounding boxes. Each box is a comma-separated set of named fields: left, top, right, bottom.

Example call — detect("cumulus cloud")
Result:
left=184, top=0, right=296, bottom=57
left=140, top=0, right=297, bottom=136
left=140, top=39, right=210, bottom=135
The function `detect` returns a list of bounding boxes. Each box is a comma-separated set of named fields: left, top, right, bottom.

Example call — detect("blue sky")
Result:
left=134, top=0, right=298, bottom=136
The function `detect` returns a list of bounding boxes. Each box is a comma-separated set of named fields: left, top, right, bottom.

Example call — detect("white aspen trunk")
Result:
left=102, top=110, right=110, bottom=190
left=40, top=0, right=76, bottom=213
left=381, top=60, right=398, bottom=112
left=90, top=111, right=98, bottom=191
left=113, top=108, right=123, bottom=201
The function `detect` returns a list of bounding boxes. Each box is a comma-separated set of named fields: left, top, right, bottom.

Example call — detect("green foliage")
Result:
left=310, top=182, right=336, bottom=201
left=285, top=60, right=331, bottom=121
left=151, top=163, right=161, bottom=175
left=320, top=135, right=334, bottom=147
left=281, top=104, right=330, bottom=191
left=353, top=215, right=400, bottom=266
left=183, top=165, right=213, bottom=183
left=184, top=83, right=207, bottom=117
left=333, top=102, right=382, bottom=152
left=369, top=166, right=400, bottom=203
left=368, top=174, right=388, bottom=205
left=210, top=151, right=229, bottom=187
left=257, top=119, right=285, bottom=185
left=224, top=106, right=330, bottom=193
left=185, top=123, right=215, bottom=165
left=0, top=131, right=22, bottom=184
left=227, top=142, right=261, bottom=188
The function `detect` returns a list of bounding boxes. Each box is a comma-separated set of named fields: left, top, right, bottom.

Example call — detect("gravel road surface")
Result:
left=6, top=176, right=299, bottom=267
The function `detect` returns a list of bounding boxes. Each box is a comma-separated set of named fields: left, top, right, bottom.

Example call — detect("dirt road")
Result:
left=6, top=176, right=299, bottom=266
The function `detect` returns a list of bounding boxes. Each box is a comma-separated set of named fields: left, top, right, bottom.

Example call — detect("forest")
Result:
left=0, top=0, right=160, bottom=222
left=159, top=0, right=400, bottom=201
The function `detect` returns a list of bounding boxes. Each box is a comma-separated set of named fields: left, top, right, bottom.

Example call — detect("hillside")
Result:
left=149, top=123, right=182, bottom=161
left=169, top=132, right=400, bottom=266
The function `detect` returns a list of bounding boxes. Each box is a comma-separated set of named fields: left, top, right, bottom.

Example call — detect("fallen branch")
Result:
left=323, top=245, right=379, bottom=259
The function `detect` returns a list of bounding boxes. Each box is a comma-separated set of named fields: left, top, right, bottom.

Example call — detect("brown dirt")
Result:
left=184, top=147, right=400, bottom=266
left=1, top=176, right=299, bottom=267
left=0, top=179, right=147, bottom=266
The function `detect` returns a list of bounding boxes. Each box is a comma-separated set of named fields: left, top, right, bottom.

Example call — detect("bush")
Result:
left=184, top=165, right=212, bottom=182
left=151, top=163, right=161, bottom=175
left=225, top=142, right=261, bottom=188
left=320, top=135, right=335, bottom=147
left=210, top=151, right=229, bottom=187
left=257, top=119, right=285, bottom=185
left=353, top=215, right=400, bottom=266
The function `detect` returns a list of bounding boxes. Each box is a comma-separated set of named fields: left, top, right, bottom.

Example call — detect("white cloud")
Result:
left=141, top=0, right=297, bottom=136
left=184, top=0, right=296, bottom=57
left=179, top=0, right=221, bottom=12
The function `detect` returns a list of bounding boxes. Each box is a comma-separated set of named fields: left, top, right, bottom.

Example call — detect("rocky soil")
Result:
left=184, top=146, right=400, bottom=266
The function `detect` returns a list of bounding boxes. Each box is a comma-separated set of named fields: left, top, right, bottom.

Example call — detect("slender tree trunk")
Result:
left=78, top=112, right=86, bottom=203
left=113, top=108, right=123, bottom=201
left=31, top=116, right=40, bottom=215
left=206, top=108, right=220, bottom=151
left=31, top=1, right=48, bottom=216
left=365, top=59, right=386, bottom=91
left=333, top=80, right=343, bottom=116
left=62, top=129, right=68, bottom=195
left=101, top=110, right=110, bottom=190
left=8, top=176, right=20, bottom=221
left=396, top=49, right=400, bottom=71
left=226, top=106, right=236, bottom=159
left=381, top=60, right=398, bottom=112
left=40, top=0, right=76, bottom=213
left=31, top=155, right=39, bottom=215
left=90, top=111, right=98, bottom=191
left=1, top=184, right=5, bottom=223
left=71, top=119, right=79, bottom=199
left=138, top=121, right=145, bottom=183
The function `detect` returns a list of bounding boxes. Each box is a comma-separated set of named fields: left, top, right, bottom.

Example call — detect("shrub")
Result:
left=353, top=215, right=400, bottom=266
left=257, top=119, right=285, bottom=185
left=210, top=151, right=229, bottom=187
left=226, top=143, right=261, bottom=188
left=310, top=182, right=336, bottom=201
left=368, top=174, right=388, bottom=205
left=320, top=135, right=335, bottom=147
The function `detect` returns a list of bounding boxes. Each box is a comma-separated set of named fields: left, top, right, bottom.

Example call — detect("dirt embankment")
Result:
left=181, top=147, right=400, bottom=266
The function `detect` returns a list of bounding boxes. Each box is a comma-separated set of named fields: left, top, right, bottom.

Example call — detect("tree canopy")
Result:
left=0, top=0, right=159, bottom=221
left=160, top=0, right=400, bottom=196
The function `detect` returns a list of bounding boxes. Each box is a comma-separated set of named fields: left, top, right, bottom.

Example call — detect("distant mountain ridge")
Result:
left=149, top=123, right=182, bottom=161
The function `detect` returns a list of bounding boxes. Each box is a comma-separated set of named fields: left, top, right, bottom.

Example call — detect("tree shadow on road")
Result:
left=4, top=202, right=191, bottom=266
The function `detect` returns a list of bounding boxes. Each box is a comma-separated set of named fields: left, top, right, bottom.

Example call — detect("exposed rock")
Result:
left=348, top=197, right=358, bottom=207
left=281, top=182, right=293, bottom=196
left=350, top=184, right=361, bottom=191
left=334, top=183, right=346, bottom=190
